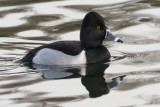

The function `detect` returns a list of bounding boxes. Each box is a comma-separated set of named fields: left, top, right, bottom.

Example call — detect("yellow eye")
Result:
left=97, top=26, right=101, bottom=30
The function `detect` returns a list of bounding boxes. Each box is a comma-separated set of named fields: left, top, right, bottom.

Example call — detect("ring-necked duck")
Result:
left=20, top=12, right=123, bottom=65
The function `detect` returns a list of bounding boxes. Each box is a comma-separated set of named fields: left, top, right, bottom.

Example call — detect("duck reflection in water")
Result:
left=81, top=63, right=126, bottom=98
left=28, top=63, right=126, bottom=98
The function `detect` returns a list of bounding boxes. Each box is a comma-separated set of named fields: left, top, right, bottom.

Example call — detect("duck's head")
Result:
left=80, top=12, right=123, bottom=49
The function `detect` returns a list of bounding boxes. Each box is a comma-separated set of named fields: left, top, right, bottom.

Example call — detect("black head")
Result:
left=80, top=12, right=106, bottom=49
left=80, top=12, right=123, bottom=49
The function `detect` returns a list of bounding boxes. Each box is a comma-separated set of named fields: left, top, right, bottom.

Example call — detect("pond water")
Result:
left=0, top=0, right=160, bottom=107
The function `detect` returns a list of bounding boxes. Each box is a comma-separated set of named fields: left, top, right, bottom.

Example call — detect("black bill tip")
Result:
left=117, top=39, right=123, bottom=43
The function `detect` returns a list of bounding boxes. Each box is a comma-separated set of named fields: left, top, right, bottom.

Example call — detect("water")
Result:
left=0, top=0, right=160, bottom=106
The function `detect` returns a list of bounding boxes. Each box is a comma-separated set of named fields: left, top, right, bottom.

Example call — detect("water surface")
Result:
left=0, top=0, right=160, bottom=107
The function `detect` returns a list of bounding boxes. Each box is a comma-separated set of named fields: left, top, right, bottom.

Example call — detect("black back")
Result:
left=21, top=41, right=83, bottom=63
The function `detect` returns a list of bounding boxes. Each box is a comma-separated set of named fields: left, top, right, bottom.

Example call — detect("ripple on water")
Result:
left=132, top=17, right=152, bottom=23
left=111, top=43, right=160, bottom=65
left=128, top=51, right=160, bottom=65
left=135, top=8, right=160, bottom=18
left=0, top=37, right=49, bottom=44
left=110, top=49, right=160, bottom=65
left=114, top=23, right=160, bottom=43
left=17, top=30, right=46, bottom=38
left=27, top=15, right=61, bottom=26
left=60, top=30, right=80, bottom=40
left=110, top=51, right=127, bottom=61
left=0, top=12, right=34, bottom=28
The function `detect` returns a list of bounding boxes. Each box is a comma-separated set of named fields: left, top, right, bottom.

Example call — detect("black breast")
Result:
left=85, top=45, right=110, bottom=63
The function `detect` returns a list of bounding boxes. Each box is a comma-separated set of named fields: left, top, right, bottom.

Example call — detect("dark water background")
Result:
left=0, top=0, right=160, bottom=107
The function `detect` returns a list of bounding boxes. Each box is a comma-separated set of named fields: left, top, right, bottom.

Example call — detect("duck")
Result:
left=20, top=12, right=123, bottom=65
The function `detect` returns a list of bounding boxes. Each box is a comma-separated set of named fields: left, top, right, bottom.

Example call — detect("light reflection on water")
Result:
left=0, top=0, right=160, bottom=107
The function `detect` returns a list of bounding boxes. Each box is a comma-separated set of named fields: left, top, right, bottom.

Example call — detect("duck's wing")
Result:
left=21, top=41, right=83, bottom=63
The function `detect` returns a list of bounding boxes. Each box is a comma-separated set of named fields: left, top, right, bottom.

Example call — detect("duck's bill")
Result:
left=105, top=30, right=123, bottom=43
